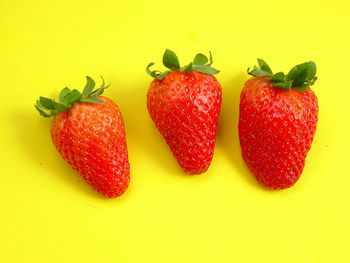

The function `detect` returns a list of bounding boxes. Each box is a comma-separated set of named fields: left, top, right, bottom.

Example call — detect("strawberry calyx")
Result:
left=35, top=76, right=110, bottom=118
left=247, top=59, right=317, bottom=92
left=146, top=49, right=220, bottom=80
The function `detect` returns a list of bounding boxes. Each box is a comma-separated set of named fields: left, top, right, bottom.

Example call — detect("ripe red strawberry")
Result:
left=146, top=49, right=222, bottom=174
left=35, top=76, right=130, bottom=198
left=239, top=59, right=318, bottom=189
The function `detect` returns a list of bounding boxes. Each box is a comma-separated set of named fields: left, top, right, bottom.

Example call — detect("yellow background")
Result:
left=1, top=0, right=349, bottom=262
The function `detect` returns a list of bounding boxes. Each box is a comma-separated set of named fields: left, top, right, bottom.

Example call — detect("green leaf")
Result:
left=35, top=76, right=109, bottom=118
left=35, top=104, right=51, bottom=117
left=208, top=51, right=213, bottom=66
left=146, top=62, right=156, bottom=76
left=249, top=59, right=317, bottom=93
left=99, top=76, right=110, bottom=89
left=293, top=84, right=309, bottom=92
left=64, top=89, right=82, bottom=105
left=286, top=65, right=301, bottom=81
left=193, top=65, right=220, bottom=74
left=269, top=72, right=285, bottom=82
left=59, top=87, right=70, bottom=103
left=248, top=58, right=273, bottom=77
left=35, top=99, right=46, bottom=111
left=81, top=96, right=104, bottom=103
left=53, top=101, right=70, bottom=113
left=147, top=50, right=219, bottom=79
left=193, top=53, right=208, bottom=65
left=248, top=65, right=272, bottom=77
left=39, top=97, right=55, bottom=110
left=286, top=61, right=317, bottom=88
left=286, top=61, right=316, bottom=81
left=90, top=88, right=104, bottom=97
left=306, top=61, right=317, bottom=79
left=293, top=69, right=309, bottom=87
left=257, top=58, right=273, bottom=75
left=180, top=62, right=193, bottom=72
left=146, top=62, right=170, bottom=80
left=310, top=76, right=318, bottom=85
left=87, top=77, right=108, bottom=97
left=286, top=63, right=306, bottom=82
left=146, top=62, right=160, bottom=78
left=271, top=80, right=293, bottom=90
left=82, top=76, right=96, bottom=97
left=158, top=70, right=170, bottom=80
left=151, top=70, right=162, bottom=78
left=162, top=49, right=180, bottom=70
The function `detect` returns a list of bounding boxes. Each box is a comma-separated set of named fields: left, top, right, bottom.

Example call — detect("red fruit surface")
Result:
left=50, top=96, right=130, bottom=198
left=239, top=77, right=318, bottom=189
left=147, top=70, right=222, bottom=174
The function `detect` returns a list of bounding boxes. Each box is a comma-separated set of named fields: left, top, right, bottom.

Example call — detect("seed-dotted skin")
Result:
left=50, top=96, right=130, bottom=198
left=147, top=70, right=222, bottom=174
left=239, top=77, right=318, bottom=189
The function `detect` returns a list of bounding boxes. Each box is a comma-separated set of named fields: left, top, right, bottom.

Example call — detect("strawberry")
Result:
left=35, top=77, right=130, bottom=198
left=146, top=49, right=222, bottom=174
left=239, top=59, right=318, bottom=189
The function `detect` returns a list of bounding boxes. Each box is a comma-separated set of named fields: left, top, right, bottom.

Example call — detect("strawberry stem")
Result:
left=35, top=76, right=110, bottom=118
left=248, top=59, right=317, bottom=92
left=146, top=49, right=220, bottom=80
